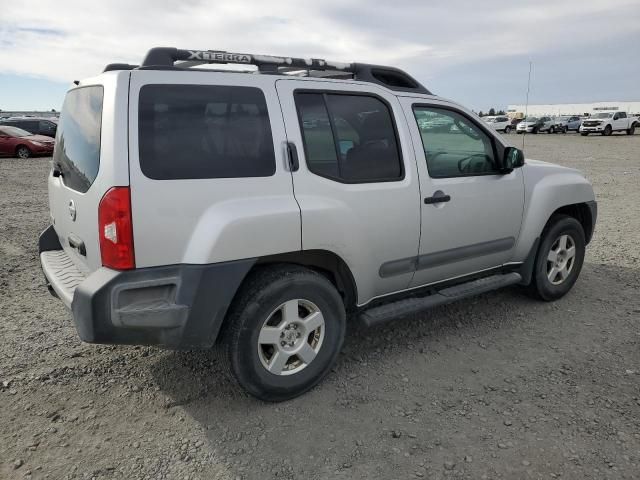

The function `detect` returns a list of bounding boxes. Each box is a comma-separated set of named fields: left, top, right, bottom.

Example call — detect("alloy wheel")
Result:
left=257, top=299, right=325, bottom=376
left=546, top=234, right=576, bottom=285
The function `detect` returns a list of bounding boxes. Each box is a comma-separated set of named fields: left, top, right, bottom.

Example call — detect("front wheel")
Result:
left=548, top=126, right=555, bottom=134
left=581, top=132, right=589, bottom=136
left=221, top=266, right=346, bottom=402
left=603, top=125, right=612, bottom=136
left=16, top=146, right=31, bottom=159
left=504, top=126, right=511, bottom=134
left=528, top=215, right=586, bottom=301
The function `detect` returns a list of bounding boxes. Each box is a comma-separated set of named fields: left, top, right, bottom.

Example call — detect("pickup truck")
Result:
left=580, top=111, right=638, bottom=136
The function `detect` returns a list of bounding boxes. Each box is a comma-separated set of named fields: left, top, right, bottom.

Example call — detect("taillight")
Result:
left=98, top=187, right=135, bottom=270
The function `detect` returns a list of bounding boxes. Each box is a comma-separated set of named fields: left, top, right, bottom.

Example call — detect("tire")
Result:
left=532, top=127, right=538, bottom=134
left=627, top=125, right=635, bottom=135
left=562, top=127, right=568, bottom=134
left=603, top=125, right=612, bottom=136
left=16, top=146, right=31, bottom=159
left=504, top=126, right=511, bottom=134
left=528, top=215, right=586, bottom=301
left=581, top=132, right=588, bottom=136
left=548, top=126, right=555, bottom=134
left=220, top=265, right=346, bottom=402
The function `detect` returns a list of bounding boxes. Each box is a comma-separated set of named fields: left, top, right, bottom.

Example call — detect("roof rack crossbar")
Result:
left=132, top=47, right=432, bottom=94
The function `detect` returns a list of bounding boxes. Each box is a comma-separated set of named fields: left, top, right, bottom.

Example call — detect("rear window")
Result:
left=54, top=86, right=104, bottom=193
left=138, top=85, right=276, bottom=180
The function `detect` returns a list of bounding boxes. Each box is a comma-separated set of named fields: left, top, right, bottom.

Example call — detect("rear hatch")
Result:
left=48, top=73, right=130, bottom=275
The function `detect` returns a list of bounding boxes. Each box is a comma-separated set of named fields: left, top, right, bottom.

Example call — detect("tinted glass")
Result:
left=295, top=93, right=338, bottom=178
left=139, top=85, right=275, bottom=180
left=0, top=126, right=31, bottom=137
left=40, top=120, right=56, bottom=133
left=413, top=106, right=497, bottom=178
left=53, top=86, right=104, bottom=192
left=296, top=92, right=402, bottom=183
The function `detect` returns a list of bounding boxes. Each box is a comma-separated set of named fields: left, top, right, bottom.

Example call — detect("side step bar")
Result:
left=360, top=272, right=522, bottom=328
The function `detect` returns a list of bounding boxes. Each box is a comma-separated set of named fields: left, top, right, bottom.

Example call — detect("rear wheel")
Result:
left=528, top=215, right=586, bottom=301
left=532, top=127, right=538, bottom=134
left=548, top=126, right=555, bottom=134
left=221, top=265, right=346, bottom=402
left=627, top=125, right=636, bottom=135
left=16, top=146, right=31, bottom=159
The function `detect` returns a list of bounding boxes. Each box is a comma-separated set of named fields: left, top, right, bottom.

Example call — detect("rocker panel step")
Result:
left=360, top=272, right=522, bottom=328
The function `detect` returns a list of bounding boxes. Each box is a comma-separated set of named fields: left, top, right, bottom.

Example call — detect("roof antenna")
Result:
left=522, top=60, right=532, bottom=152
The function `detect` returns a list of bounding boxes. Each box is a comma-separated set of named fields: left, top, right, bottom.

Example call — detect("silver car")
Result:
left=39, top=47, right=597, bottom=401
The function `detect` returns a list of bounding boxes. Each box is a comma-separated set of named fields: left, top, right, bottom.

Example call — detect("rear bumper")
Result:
left=39, top=225, right=255, bottom=349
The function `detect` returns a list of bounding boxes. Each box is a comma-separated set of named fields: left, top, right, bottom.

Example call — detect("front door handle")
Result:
left=424, top=192, right=451, bottom=205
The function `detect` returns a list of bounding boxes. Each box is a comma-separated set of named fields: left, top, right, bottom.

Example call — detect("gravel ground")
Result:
left=1, top=132, right=639, bottom=480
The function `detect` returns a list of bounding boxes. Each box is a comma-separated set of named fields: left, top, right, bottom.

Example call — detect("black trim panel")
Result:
left=379, top=237, right=516, bottom=278
left=69, top=259, right=256, bottom=349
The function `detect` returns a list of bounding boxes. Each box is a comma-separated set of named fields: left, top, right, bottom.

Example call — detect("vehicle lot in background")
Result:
left=483, top=115, right=512, bottom=133
left=0, top=117, right=58, bottom=138
left=516, top=115, right=556, bottom=133
left=0, top=125, right=55, bottom=158
left=1, top=133, right=638, bottom=478
left=580, top=111, right=638, bottom=136
left=555, top=115, right=582, bottom=132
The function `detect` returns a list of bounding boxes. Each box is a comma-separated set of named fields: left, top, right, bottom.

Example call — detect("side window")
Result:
left=138, top=85, right=276, bottom=180
left=25, top=121, right=39, bottom=133
left=412, top=106, right=498, bottom=178
left=295, top=92, right=403, bottom=183
left=618, top=112, right=626, bottom=119
left=40, top=121, right=56, bottom=133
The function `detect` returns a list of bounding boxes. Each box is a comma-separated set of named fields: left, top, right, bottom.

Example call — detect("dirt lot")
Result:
left=1, top=133, right=639, bottom=480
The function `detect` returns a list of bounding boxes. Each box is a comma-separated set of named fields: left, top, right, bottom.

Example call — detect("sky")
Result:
left=1, top=0, right=639, bottom=112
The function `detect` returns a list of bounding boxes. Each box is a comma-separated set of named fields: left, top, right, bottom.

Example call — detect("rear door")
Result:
left=275, top=79, right=421, bottom=305
left=128, top=70, right=300, bottom=267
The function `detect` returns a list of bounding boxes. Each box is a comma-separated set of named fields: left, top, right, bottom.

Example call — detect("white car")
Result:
left=483, top=115, right=512, bottom=133
left=580, top=111, right=638, bottom=136
left=516, top=116, right=556, bottom=134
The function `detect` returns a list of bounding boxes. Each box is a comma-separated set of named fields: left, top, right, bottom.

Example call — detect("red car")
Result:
left=0, top=125, right=55, bottom=158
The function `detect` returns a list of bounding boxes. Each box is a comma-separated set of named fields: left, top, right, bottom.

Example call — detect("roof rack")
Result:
left=103, top=47, right=432, bottom=95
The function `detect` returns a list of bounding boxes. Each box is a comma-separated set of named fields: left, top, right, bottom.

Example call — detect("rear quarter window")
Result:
left=138, top=85, right=276, bottom=180
left=54, top=86, right=104, bottom=193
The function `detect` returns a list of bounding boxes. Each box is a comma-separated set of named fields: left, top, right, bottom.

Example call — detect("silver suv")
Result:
left=40, top=48, right=597, bottom=401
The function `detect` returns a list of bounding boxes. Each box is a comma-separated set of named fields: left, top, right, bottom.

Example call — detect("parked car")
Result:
left=555, top=115, right=582, bottom=133
left=0, top=125, right=55, bottom=158
left=516, top=116, right=556, bottom=134
left=0, top=117, right=58, bottom=138
left=39, top=47, right=597, bottom=401
left=483, top=115, right=513, bottom=133
left=580, top=111, right=637, bottom=136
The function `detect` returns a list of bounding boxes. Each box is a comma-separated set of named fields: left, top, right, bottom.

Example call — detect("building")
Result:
left=506, top=101, right=640, bottom=118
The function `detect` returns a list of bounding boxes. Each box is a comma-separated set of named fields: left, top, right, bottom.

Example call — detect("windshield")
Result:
left=523, top=117, right=538, bottom=122
left=0, top=126, right=31, bottom=137
left=592, top=112, right=613, bottom=119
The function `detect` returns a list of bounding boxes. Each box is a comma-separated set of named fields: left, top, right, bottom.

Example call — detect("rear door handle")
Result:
left=68, top=234, right=86, bottom=256
left=424, top=193, right=451, bottom=205
left=286, top=142, right=299, bottom=172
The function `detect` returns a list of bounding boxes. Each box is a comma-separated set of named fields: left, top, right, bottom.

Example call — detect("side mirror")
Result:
left=502, top=146, right=525, bottom=171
